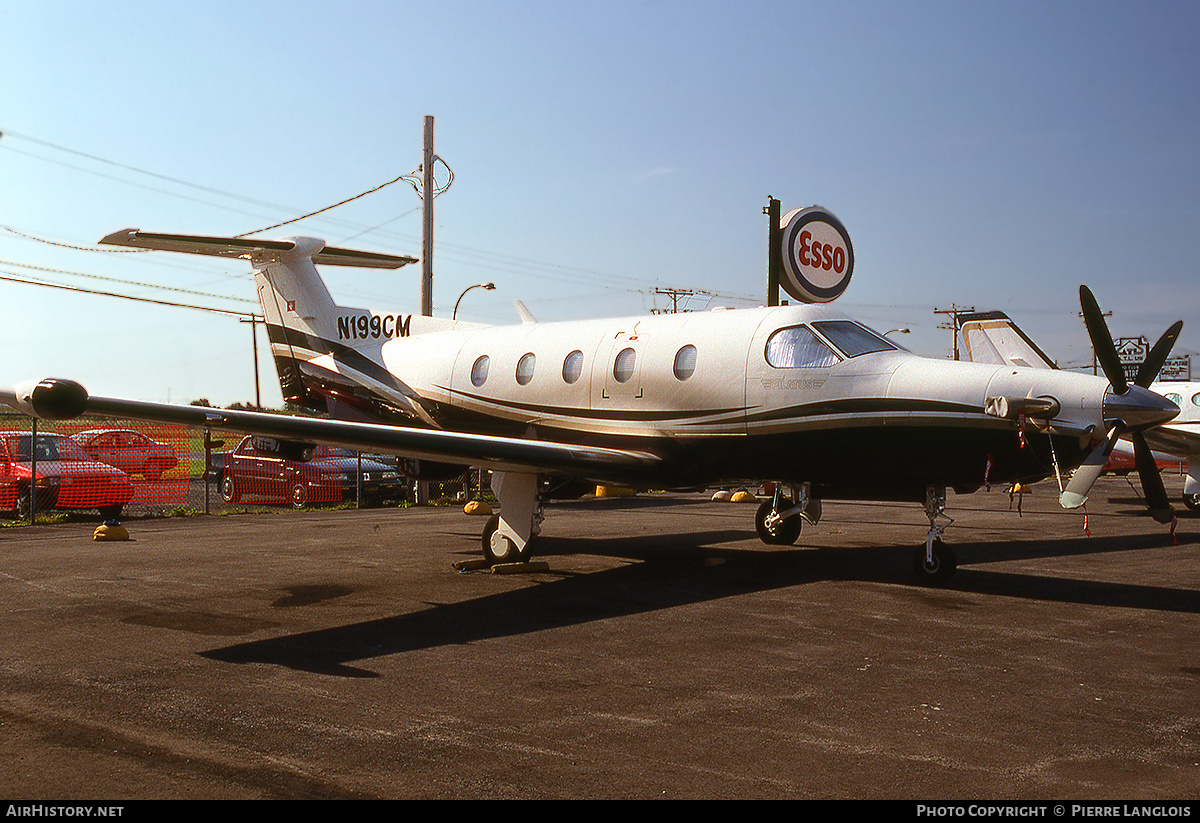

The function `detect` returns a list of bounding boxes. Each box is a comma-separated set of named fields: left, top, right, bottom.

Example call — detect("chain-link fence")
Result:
left=0, top=413, right=472, bottom=523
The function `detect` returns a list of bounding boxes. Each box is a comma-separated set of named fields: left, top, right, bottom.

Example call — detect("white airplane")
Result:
left=1135, top=383, right=1200, bottom=509
left=0, top=210, right=1182, bottom=585
left=961, top=310, right=1200, bottom=511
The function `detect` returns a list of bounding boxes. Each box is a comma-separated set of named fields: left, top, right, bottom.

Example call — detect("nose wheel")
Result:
left=914, top=486, right=956, bottom=585
left=913, top=538, right=956, bottom=585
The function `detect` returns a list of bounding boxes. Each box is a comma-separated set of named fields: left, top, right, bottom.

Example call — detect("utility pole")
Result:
left=417, top=116, right=436, bottom=506
left=421, top=115, right=434, bottom=317
left=651, top=287, right=703, bottom=314
left=934, top=304, right=976, bottom=360
left=1079, top=307, right=1112, bottom=375
left=239, top=316, right=262, bottom=408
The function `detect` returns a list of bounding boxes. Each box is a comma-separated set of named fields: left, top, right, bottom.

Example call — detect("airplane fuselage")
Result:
left=1144, top=381, right=1200, bottom=451
left=13, top=228, right=1173, bottom=580
left=329, top=303, right=1115, bottom=501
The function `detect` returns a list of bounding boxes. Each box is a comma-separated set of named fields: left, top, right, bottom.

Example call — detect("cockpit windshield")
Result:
left=811, top=321, right=898, bottom=357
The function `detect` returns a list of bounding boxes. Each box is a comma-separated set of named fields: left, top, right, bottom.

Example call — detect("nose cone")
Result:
left=1103, top=385, right=1179, bottom=430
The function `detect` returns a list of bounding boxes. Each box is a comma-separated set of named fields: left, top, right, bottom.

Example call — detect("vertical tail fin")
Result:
left=98, top=230, right=439, bottom=420
left=957, top=310, right=1058, bottom=370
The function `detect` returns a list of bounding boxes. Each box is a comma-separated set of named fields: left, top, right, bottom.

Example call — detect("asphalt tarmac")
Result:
left=1, top=475, right=1198, bottom=800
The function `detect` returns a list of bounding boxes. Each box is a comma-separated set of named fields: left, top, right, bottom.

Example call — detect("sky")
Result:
left=2, top=0, right=1198, bottom=407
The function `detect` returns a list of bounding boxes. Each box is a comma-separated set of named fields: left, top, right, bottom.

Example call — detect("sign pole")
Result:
left=765, top=196, right=781, bottom=306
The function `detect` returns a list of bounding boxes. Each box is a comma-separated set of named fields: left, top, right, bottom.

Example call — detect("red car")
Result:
left=69, top=429, right=181, bottom=480
left=0, top=432, right=135, bottom=519
left=211, top=436, right=404, bottom=509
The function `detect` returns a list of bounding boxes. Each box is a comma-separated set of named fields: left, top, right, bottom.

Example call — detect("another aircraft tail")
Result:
left=957, top=310, right=1057, bottom=370
left=99, top=230, right=448, bottom=425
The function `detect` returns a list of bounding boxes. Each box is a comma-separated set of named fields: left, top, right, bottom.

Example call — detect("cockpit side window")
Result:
left=811, top=320, right=897, bottom=357
left=765, top=326, right=841, bottom=368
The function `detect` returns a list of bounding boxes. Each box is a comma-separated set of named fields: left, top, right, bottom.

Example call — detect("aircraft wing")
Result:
left=1139, top=423, right=1200, bottom=460
left=0, top=380, right=663, bottom=482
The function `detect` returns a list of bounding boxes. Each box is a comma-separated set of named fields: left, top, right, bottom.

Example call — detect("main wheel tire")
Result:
left=16, top=487, right=33, bottom=521
left=481, top=513, right=531, bottom=564
left=1184, top=494, right=1200, bottom=511
left=913, top=539, right=956, bottom=585
left=220, top=474, right=240, bottom=503
left=755, top=500, right=802, bottom=545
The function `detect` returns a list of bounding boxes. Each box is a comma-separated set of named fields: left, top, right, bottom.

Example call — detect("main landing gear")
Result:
left=480, top=471, right=543, bottom=565
left=754, top=483, right=821, bottom=545
left=755, top=483, right=958, bottom=586
left=913, top=486, right=956, bottom=585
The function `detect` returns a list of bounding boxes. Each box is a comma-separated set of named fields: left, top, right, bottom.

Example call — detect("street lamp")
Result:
left=453, top=283, right=495, bottom=319
left=884, top=328, right=911, bottom=337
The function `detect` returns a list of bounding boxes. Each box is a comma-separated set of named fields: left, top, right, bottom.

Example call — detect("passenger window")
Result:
left=613, top=347, right=637, bottom=383
left=471, top=355, right=490, bottom=387
left=516, top=353, right=536, bottom=385
left=765, top=326, right=840, bottom=368
left=1166, top=393, right=1182, bottom=405
left=563, top=350, right=584, bottom=384
left=1191, top=392, right=1200, bottom=407
left=673, top=345, right=697, bottom=380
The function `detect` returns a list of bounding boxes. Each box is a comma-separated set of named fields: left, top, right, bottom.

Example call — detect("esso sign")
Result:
left=779, top=207, right=854, bottom=303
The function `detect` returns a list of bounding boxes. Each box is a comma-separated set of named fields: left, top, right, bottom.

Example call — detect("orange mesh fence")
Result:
left=0, top=414, right=418, bottom=518
left=0, top=416, right=192, bottom=515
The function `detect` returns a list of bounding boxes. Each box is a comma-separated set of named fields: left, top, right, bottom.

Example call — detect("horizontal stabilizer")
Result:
left=99, top=229, right=417, bottom=269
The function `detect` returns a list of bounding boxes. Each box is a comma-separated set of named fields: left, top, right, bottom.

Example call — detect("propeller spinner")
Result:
left=1060, top=286, right=1182, bottom=522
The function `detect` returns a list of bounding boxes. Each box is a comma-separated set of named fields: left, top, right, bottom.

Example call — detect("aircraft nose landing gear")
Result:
left=913, top=486, right=956, bottom=585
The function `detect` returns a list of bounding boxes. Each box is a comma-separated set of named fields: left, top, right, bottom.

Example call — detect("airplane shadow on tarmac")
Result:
left=199, top=527, right=1200, bottom=677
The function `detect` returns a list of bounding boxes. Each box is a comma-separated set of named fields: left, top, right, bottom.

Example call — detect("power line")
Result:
left=650, top=287, right=713, bottom=314
left=0, top=257, right=256, bottom=305
left=0, top=270, right=260, bottom=318
left=0, top=128, right=759, bottom=307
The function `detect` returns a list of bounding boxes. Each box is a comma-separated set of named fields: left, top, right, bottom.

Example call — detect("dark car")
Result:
left=69, top=429, right=181, bottom=480
left=211, top=436, right=405, bottom=509
left=0, top=432, right=135, bottom=519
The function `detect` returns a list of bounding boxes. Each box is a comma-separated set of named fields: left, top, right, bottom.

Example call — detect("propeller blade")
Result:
left=1133, top=432, right=1175, bottom=523
left=1079, top=286, right=1128, bottom=395
left=1060, top=424, right=1123, bottom=509
left=1135, top=320, right=1183, bottom=388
